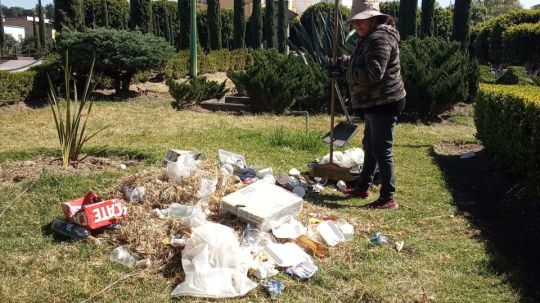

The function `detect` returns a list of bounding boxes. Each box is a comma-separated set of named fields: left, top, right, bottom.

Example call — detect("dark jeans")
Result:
left=356, top=112, right=398, bottom=200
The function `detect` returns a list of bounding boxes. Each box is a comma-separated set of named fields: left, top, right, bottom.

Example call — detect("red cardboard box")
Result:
left=62, top=192, right=127, bottom=230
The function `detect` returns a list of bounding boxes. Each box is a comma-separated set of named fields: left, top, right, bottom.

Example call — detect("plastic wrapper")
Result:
left=240, top=226, right=275, bottom=253
left=285, top=261, right=318, bottom=279
left=262, top=280, right=285, bottom=299
left=171, top=222, right=257, bottom=298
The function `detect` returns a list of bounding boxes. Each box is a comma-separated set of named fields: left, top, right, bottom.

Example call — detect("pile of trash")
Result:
left=48, top=148, right=399, bottom=299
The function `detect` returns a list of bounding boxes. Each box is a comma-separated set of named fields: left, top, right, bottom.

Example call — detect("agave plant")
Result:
left=290, top=9, right=357, bottom=68
left=48, top=52, right=106, bottom=167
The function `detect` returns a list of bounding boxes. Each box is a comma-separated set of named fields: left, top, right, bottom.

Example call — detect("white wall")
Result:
left=4, top=25, right=26, bottom=42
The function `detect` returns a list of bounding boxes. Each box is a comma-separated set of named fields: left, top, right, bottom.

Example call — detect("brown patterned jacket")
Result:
left=344, top=24, right=406, bottom=110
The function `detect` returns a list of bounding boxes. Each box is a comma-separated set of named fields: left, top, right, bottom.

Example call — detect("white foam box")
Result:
left=220, top=181, right=303, bottom=231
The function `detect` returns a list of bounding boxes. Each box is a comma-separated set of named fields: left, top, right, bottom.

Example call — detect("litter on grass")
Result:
left=51, top=148, right=359, bottom=299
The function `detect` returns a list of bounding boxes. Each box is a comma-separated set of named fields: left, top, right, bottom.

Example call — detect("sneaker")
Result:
left=342, top=187, right=370, bottom=199
left=364, top=198, right=398, bottom=209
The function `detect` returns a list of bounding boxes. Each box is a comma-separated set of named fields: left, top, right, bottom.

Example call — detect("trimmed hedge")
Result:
left=502, top=22, right=540, bottom=65
left=472, top=9, right=540, bottom=64
left=164, top=49, right=253, bottom=79
left=495, top=66, right=540, bottom=86
left=0, top=71, right=36, bottom=103
left=474, top=84, right=540, bottom=199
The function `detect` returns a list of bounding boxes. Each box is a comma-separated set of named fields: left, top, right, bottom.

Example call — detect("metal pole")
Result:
left=189, top=0, right=198, bottom=77
left=329, top=0, right=340, bottom=164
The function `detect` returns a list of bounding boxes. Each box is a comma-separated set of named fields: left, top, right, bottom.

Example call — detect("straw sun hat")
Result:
left=348, top=0, right=389, bottom=22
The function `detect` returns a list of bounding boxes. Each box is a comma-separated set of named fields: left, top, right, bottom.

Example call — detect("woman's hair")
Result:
left=374, top=15, right=397, bottom=28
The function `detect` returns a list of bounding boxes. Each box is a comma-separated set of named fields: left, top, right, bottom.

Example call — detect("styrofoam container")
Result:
left=316, top=221, right=346, bottom=246
left=220, top=181, right=303, bottom=231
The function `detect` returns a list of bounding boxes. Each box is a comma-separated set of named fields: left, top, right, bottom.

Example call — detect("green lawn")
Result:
left=0, top=99, right=528, bottom=302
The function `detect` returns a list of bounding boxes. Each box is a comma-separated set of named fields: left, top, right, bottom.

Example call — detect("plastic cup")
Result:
left=110, top=247, right=136, bottom=267
left=292, top=186, right=306, bottom=198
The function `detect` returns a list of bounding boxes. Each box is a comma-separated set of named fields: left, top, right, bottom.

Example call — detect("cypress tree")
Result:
left=264, top=0, right=274, bottom=48
left=178, top=0, right=190, bottom=49
left=420, top=0, right=434, bottom=37
left=92, top=3, right=96, bottom=28
left=452, top=0, right=472, bottom=50
left=32, top=11, right=41, bottom=52
left=0, top=7, right=4, bottom=57
left=233, top=0, right=245, bottom=49
left=207, top=0, right=222, bottom=50
left=53, top=0, right=83, bottom=31
left=80, top=0, right=86, bottom=28
left=38, top=0, right=47, bottom=49
left=130, top=0, right=153, bottom=33
left=277, top=0, right=286, bottom=53
left=104, top=0, right=110, bottom=27
left=250, top=0, right=262, bottom=49
left=398, top=0, right=417, bottom=40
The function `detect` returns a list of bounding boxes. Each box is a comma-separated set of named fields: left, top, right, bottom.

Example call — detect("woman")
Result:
left=333, top=0, right=406, bottom=209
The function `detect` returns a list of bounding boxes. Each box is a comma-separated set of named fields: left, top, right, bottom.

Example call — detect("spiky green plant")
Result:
left=48, top=52, right=106, bottom=167
left=290, top=9, right=356, bottom=67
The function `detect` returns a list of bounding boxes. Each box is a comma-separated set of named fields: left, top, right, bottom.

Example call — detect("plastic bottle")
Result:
left=50, top=219, right=90, bottom=240
left=110, top=247, right=136, bottom=267
left=168, top=203, right=194, bottom=218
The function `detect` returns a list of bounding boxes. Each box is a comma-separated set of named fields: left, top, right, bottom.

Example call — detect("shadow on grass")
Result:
left=431, top=147, right=540, bottom=302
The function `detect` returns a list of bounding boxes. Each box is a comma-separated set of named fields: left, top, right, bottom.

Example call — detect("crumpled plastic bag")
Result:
left=196, top=178, right=218, bottom=199
left=181, top=206, right=207, bottom=228
left=318, top=148, right=364, bottom=168
left=171, top=222, right=257, bottom=298
left=166, top=154, right=200, bottom=182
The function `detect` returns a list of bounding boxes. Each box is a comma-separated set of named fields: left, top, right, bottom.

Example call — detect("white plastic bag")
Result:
left=171, top=222, right=257, bottom=298
left=166, top=154, right=200, bottom=182
left=318, top=148, right=364, bottom=168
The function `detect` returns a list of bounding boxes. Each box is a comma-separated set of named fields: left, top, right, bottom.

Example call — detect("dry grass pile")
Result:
left=102, top=160, right=247, bottom=279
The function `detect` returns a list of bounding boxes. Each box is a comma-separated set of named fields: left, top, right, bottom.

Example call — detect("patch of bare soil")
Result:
left=433, top=141, right=484, bottom=156
left=0, top=155, right=142, bottom=187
